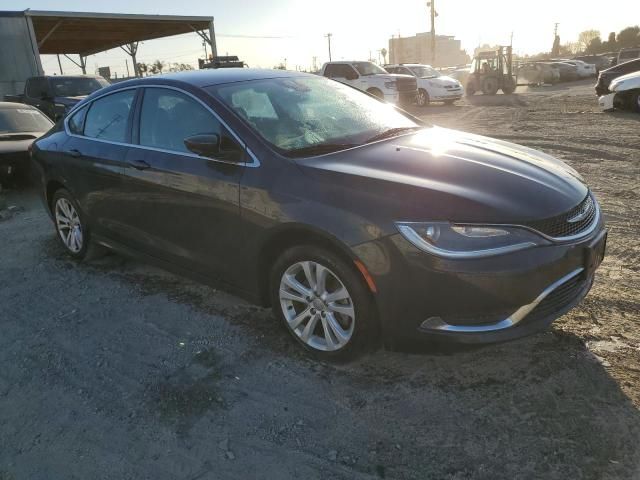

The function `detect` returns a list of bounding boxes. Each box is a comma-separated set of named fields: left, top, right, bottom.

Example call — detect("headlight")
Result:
left=384, top=81, right=398, bottom=90
left=395, top=222, right=547, bottom=258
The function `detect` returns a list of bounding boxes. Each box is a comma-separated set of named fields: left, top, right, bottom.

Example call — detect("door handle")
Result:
left=129, top=159, right=150, bottom=170
left=65, top=148, right=82, bottom=158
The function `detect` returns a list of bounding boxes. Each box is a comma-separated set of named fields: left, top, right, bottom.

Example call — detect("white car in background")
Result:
left=599, top=70, right=640, bottom=112
left=385, top=64, right=464, bottom=106
left=554, top=59, right=597, bottom=78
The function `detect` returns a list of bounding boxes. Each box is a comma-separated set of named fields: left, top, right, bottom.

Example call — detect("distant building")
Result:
left=388, top=32, right=469, bottom=67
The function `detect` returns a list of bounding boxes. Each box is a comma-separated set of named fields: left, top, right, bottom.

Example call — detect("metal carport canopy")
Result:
left=25, top=10, right=215, bottom=56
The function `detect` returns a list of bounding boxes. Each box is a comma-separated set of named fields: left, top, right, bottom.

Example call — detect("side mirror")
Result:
left=184, top=134, right=243, bottom=162
left=184, top=134, right=221, bottom=158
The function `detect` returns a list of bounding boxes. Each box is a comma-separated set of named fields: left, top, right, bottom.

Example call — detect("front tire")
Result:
left=481, top=77, right=499, bottom=95
left=417, top=88, right=430, bottom=107
left=367, top=88, right=384, bottom=100
left=270, top=245, right=376, bottom=359
left=631, top=91, right=640, bottom=113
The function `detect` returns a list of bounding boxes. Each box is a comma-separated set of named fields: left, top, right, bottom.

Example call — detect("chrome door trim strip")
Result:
left=63, top=83, right=260, bottom=168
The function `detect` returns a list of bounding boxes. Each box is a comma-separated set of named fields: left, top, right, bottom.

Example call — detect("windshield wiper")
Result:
left=286, top=143, right=357, bottom=158
left=365, top=126, right=422, bottom=144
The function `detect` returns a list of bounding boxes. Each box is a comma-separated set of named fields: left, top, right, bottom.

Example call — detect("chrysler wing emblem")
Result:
left=568, top=200, right=591, bottom=223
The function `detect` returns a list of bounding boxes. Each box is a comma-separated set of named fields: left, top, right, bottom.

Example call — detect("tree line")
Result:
left=558, top=25, right=639, bottom=56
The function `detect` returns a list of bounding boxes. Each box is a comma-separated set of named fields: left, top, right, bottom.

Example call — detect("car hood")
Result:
left=367, top=74, right=414, bottom=82
left=610, top=71, right=640, bottom=91
left=0, top=132, right=43, bottom=154
left=53, top=95, right=86, bottom=106
left=426, top=75, right=460, bottom=86
left=297, top=127, right=588, bottom=224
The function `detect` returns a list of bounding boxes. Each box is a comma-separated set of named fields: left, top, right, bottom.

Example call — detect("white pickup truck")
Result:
left=320, top=61, right=417, bottom=106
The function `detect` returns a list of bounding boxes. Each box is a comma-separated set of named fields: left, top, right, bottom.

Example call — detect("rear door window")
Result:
left=83, top=89, right=135, bottom=142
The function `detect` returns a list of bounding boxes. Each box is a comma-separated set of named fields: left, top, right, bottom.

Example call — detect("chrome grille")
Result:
left=523, top=194, right=597, bottom=239
left=526, top=273, right=589, bottom=322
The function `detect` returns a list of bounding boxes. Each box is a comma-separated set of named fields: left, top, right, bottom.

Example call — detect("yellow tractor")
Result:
left=466, top=46, right=516, bottom=95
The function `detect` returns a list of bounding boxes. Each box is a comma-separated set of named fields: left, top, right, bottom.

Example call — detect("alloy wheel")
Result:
left=279, top=261, right=355, bottom=351
left=55, top=198, right=83, bottom=253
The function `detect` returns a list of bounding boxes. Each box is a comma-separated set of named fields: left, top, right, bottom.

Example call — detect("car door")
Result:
left=60, top=88, right=137, bottom=241
left=119, top=86, right=245, bottom=282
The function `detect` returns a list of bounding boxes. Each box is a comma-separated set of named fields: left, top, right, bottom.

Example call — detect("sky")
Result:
left=5, top=0, right=637, bottom=76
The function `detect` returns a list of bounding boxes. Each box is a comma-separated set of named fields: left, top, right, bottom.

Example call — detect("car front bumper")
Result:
left=599, top=92, right=616, bottom=111
left=430, top=87, right=464, bottom=100
left=353, top=217, right=607, bottom=345
left=0, top=152, right=30, bottom=177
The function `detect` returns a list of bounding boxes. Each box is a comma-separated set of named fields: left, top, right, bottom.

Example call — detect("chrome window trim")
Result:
left=420, top=267, right=585, bottom=333
left=63, top=84, right=260, bottom=168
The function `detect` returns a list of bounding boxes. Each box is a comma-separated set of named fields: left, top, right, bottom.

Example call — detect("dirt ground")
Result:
left=1, top=80, right=639, bottom=480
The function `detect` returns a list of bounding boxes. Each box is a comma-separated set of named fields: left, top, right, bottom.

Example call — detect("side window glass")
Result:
left=68, top=105, right=88, bottom=135
left=324, top=65, right=337, bottom=78
left=139, top=88, right=222, bottom=154
left=84, top=90, right=135, bottom=142
left=331, top=65, right=348, bottom=78
left=27, top=78, right=46, bottom=98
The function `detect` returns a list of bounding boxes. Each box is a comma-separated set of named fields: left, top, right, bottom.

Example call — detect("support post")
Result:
left=25, top=15, right=44, bottom=75
left=209, top=19, right=218, bottom=58
left=56, top=54, right=63, bottom=75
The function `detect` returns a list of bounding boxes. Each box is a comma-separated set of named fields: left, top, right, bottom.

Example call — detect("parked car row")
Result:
left=320, top=61, right=464, bottom=106
left=516, top=58, right=598, bottom=86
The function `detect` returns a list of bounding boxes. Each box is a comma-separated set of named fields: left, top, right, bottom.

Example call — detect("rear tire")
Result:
left=270, top=245, right=377, bottom=360
left=465, top=81, right=476, bottom=96
left=51, top=189, right=105, bottom=261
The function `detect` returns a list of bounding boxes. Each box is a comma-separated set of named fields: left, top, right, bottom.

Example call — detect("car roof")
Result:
left=116, top=68, right=311, bottom=89
left=0, top=101, right=37, bottom=110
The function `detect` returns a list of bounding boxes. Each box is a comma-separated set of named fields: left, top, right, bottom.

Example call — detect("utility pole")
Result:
left=428, top=0, right=436, bottom=65
left=203, top=40, right=208, bottom=60
left=325, top=33, right=333, bottom=61
left=125, top=59, right=130, bottom=77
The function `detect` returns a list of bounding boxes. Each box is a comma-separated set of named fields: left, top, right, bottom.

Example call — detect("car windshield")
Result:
left=51, top=77, right=109, bottom=97
left=0, top=107, right=53, bottom=133
left=209, top=77, right=420, bottom=157
left=352, top=62, right=388, bottom=76
left=409, top=66, right=440, bottom=78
